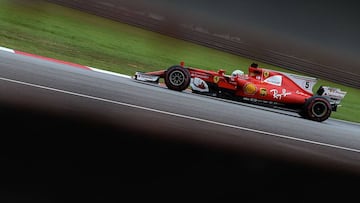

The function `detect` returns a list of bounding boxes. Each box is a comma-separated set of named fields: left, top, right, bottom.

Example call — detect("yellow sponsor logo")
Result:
left=243, top=83, right=257, bottom=95
left=260, top=88, right=267, bottom=96
left=213, top=76, right=220, bottom=83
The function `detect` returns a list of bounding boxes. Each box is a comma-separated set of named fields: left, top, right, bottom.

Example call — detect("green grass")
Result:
left=1, top=0, right=359, bottom=123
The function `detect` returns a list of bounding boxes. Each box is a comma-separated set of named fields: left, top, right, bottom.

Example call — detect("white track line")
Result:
left=88, top=67, right=131, bottom=79
left=1, top=76, right=359, bottom=154
left=0, top=46, right=15, bottom=53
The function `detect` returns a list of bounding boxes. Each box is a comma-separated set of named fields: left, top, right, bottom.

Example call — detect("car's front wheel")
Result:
left=164, top=65, right=191, bottom=91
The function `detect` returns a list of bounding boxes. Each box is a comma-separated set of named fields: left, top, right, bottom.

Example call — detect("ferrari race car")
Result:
left=134, top=62, right=346, bottom=122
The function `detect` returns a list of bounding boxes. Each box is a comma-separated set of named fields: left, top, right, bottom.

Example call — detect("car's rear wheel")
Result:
left=164, top=65, right=191, bottom=91
left=298, top=110, right=308, bottom=119
left=300, top=96, right=331, bottom=122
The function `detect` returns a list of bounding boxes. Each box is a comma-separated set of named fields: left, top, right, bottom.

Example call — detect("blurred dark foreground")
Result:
left=1, top=102, right=359, bottom=202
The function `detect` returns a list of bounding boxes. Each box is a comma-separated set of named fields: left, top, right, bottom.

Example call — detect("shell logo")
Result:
left=243, top=83, right=257, bottom=95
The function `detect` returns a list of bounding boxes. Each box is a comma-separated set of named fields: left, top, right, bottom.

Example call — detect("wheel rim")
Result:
left=311, top=101, right=327, bottom=117
left=169, top=70, right=185, bottom=86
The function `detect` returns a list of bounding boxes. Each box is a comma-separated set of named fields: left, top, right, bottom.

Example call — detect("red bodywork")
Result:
left=146, top=64, right=314, bottom=106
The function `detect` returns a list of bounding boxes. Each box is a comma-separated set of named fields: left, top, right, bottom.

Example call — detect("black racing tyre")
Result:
left=298, top=110, right=308, bottom=119
left=301, top=96, right=332, bottom=122
left=164, top=65, right=191, bottom=91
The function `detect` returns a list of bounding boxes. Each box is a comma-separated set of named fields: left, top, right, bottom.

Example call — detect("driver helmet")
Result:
left=231, top=70, right=244, bottom=77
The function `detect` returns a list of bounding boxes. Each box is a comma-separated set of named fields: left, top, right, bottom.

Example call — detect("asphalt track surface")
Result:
left=1, top=50, right=360, bottom=202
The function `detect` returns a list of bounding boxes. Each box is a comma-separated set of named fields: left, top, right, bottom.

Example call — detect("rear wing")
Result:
left=316, top=86, right=347, bottom=110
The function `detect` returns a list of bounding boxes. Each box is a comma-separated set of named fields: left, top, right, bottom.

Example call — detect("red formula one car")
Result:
left=134, top=62, right=346, bottom=122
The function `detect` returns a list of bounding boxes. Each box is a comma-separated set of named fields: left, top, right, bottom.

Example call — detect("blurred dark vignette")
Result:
left=1, top=102, right=359, bottom=202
